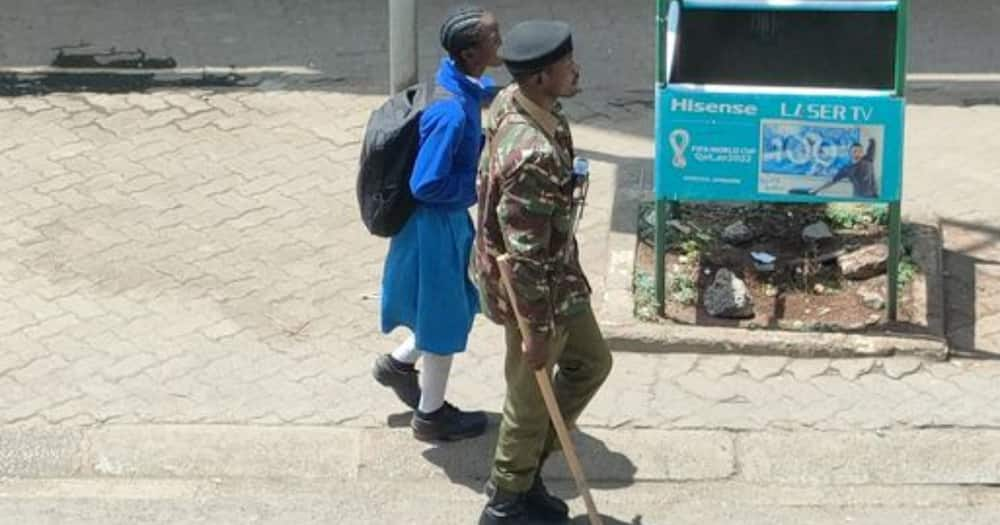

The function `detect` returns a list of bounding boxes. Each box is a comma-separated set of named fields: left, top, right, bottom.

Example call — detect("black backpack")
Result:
left=357, top=81, right=452, bottom=237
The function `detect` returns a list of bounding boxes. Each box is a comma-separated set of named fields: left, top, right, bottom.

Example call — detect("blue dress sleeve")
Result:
left=410, top=100, right=466, bottom=204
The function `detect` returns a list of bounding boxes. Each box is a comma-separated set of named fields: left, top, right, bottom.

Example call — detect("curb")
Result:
left=602, top=321, right=949, bottom=360
left=0, top=425, right=733, bottom=483
left=0, top=66, right=350, bottom=95
left=4, top=425, right=1000, bottom=485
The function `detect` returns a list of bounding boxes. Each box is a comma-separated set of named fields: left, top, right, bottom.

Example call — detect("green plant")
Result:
left=897, top=256, right=919, bottom=292
left=679, top=239, right=702, bottom=260
left=824, top=203, right=888, bottom=229
left=633, top=267, right=699, bottom=319
left=637, top=202, right=656, bottom=246
left=871, top=204, right=889, bottom=226
left=894, top=224, right=921, bottom=293
left=669, top=273, right=698, bottom=306
left=633, top=271, right=659, bottom=321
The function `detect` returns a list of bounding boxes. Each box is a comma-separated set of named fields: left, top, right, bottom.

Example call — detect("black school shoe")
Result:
left=372, top=354, right=421, bottom=410
left=411, top=402, right=488, bottom=442
left=484, top=477, right=569, bottom=523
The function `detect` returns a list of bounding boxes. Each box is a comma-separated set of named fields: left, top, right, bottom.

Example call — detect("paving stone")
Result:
left=0, top=78, right=999, bottom=435
left=85, top=426, right=360, bottom=479
left=694, top=355, right=743, bottom=379
left=0, top=427, right=84, bottom=477
left=785, top=358, right=834, bottom=380
left=829, top=358, right=879, bottom=380
left=740, top=431, right=1000, bottom=485
left=738, top=356, right=791, bottom=381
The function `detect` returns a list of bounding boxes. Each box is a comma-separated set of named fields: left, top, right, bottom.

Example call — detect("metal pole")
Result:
left=389, top=0, right=418, bottom=95
left=654, top=0, right=668, bottom=313
left=894, top=0, right=909, bottom=96
left=887, top=203, right=902, bottom=321
left=656, top=0, right=667, bottom=86
left=655, top=201, right=668, bottom=311
left=887, top=0, right=909, bottom=322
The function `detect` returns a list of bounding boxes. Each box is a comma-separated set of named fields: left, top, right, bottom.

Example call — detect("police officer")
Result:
left=473, top=20, right=613, bottom=524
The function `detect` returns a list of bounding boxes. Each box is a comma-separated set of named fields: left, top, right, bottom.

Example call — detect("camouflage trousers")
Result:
left=490, top=305, right=613, bottom=493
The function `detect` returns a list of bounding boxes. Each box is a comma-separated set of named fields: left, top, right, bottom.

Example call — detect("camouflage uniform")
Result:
left=473, top=85, right=613, bottom=493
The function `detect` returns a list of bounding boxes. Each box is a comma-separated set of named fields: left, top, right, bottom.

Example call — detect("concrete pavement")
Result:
left=9, top=424, right=1000, bottom=486
left=1, top=1, right=1000, bottom=523
left=0, top=82, right=999, bottom=524
left=1, top=91, right=999, bottom=433
left=4, top=478, right=1000, bottom=525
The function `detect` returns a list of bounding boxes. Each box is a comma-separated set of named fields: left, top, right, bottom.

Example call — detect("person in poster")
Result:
left=808, top=138, right=878, bottom=198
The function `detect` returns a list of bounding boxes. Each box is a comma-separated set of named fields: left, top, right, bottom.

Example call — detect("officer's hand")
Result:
left=521, top=333, right=549, bottom=371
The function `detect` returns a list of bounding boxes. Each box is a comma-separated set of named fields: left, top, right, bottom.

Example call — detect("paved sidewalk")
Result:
left=0, top=88, right=999, bottom=435
left=0, top=3, right=998, bottom=523
left=903, top=106, right=1000, bottom=356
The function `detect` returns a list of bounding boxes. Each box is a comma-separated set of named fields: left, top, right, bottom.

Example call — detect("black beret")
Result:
left=501, top=20, right=573, bottom=75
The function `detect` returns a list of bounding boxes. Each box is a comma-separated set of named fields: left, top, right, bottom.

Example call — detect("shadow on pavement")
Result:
left=403, top=417, right=639, bottom=499
left=571, top=514, right=645, bottom=525
left=386, top=410, right=415, bottom=429
left=576, top=147, right=652, bottom=238
left=941, top=217, right=1000, bottom=357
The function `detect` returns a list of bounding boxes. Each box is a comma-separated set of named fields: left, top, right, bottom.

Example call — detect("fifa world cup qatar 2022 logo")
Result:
left=669, top=129, right=691, bottom=169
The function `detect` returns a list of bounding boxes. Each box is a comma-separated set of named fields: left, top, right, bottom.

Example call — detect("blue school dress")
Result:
left=380, top=58, right=494, bottom=355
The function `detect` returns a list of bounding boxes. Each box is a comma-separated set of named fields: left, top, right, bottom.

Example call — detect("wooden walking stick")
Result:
left=496, top=255, right=604, bottom=525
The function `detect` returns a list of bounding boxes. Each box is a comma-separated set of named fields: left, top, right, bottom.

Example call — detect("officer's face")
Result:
left=542, top=53, right=581, bottom=98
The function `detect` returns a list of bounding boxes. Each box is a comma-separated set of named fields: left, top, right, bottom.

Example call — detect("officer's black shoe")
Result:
left=480, top=485, right=532, bottom=524
left=525, top=474, right=569, bottom=522
left=483, top=479, right=568, bottom=524
left=372, top=354, right=421, bottom=410
left=411, top=402, right=488, bottom=442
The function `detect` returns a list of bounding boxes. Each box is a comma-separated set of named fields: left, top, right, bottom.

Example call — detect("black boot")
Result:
left=480, top=484, right=530, bottom=524
left=411, top=402, right=488, bottom=442
left=483, top=479, right=567, bottom=524
left=525, top=474, right=569, bottom=522
left=372, top=354, right=421, bottom=410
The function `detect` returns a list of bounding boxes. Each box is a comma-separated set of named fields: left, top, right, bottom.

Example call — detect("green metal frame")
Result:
left=652, top=0, right=909, bottom=320
left=887, top=0, right=909, bottom=321
left=654, top=0, right=669, bottom=312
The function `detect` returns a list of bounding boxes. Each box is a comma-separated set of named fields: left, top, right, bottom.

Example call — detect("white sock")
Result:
left=418, top=353, right=453, bottom=414
left=390, top=335, right=421, bottom=365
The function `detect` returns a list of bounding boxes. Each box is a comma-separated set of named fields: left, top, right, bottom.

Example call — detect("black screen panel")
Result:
left=674, top=9, right=897, bottom=89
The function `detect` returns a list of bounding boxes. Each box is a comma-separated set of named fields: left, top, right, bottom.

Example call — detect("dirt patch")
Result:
left=634, top=202, right=928, bottom=334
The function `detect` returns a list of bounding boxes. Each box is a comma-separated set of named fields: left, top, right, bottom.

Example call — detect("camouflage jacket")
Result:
left=472, top=85, right=591, bottom=335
